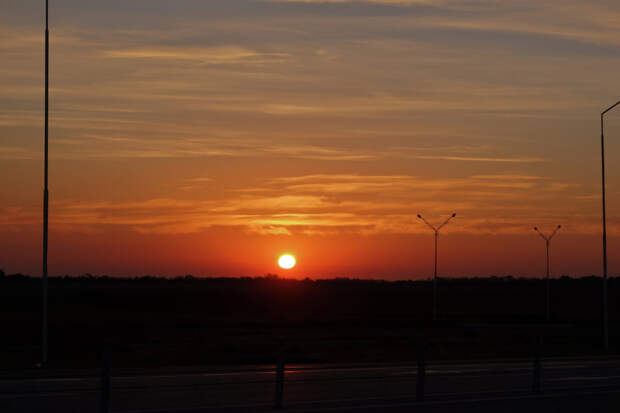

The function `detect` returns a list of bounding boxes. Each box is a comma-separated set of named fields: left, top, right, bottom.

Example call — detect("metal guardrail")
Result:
left=92, top=338, right=553, bottom=411
left=6, top=337, right=617, bottom=412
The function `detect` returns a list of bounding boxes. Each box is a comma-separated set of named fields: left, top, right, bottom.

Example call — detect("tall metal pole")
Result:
left=545, top=240, right=550, bottom=322
left=601, top=113, right=608, bottom=353
left=600, top=100, right=620, bottom=353
left=42, top=0, right=49, bottom=367
left=433, top=231, right=438, bottom=321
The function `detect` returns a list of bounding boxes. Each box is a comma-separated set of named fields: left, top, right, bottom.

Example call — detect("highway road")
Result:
left=1, top=358, right=620, bottom=412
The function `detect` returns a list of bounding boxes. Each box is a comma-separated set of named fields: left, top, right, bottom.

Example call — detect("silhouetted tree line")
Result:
left=1, top=269, right=618, bottom=368
left=0, top=270, right=613, bottom=285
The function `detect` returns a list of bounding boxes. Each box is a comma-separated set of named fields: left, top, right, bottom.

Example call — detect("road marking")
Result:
left=0, top=377, right=89, bottom=384
left=287, top=366, right=410, bottom=375
left=550, top=375, right=620, bottom=381
left=34, top=378, right=85, bottom=382
left=0, top=389, right=101, bottom=399
left=283, top=388, right=620, bottom=412
left=113, top=387, right=620, bottom=413
left=116, top=371, right=273, bottom=380
left=427, top=368, right=488, bottom=374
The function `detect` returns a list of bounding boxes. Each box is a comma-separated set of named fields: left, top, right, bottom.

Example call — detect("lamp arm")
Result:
left=437, top=215, right=455, bottom=231
left=418, top=215, right=437, bottom=232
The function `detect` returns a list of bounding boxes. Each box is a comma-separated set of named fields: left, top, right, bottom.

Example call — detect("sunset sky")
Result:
left=2, top=0, right=620, bottom=278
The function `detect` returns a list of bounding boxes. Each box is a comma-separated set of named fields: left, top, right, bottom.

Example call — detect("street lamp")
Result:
left=41, top=0, right=50, bottom=367
left=533, top=225, right=561, bottom=322
left=600, top=100, right=620, bottom=352
left=417, top=213, right=456, bottom=321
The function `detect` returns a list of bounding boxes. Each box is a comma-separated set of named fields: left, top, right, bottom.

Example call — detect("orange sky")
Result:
left=2, top=1, right=620, bottom=278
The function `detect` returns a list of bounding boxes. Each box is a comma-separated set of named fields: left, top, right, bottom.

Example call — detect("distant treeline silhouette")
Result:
left=0, top=270, right=613, bottom=283
left=1, top=271, right=617, bottom=368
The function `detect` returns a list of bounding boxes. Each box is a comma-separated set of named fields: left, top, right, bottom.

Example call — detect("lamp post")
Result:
left=600, top=100, right=620, bottom=352
left=533, top=225, right=561, bottom=322
left=417, top=213, right=456, bottom=321
left=41, top=0, right=50, bottom=367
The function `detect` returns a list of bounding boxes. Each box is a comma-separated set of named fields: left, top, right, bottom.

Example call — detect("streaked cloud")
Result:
left=414, top=155, right=545, bottom=163
left=266, top=0, right=491, bottom=7
left=103, top=46, right=289, bottom=65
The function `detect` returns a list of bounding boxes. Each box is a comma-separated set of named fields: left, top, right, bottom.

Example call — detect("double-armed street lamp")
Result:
left=600, top=100, right=620, bottom=352
left=417, top=213, right=456, bottom=321
left=533, top=225, right=561, bottom=322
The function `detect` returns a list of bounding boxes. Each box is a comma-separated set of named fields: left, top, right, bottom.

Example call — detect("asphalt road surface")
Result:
left=2, top=358, right=620, bottom=412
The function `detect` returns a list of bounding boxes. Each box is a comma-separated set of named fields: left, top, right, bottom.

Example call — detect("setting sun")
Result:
left=278, top=254, right=296, bottom=270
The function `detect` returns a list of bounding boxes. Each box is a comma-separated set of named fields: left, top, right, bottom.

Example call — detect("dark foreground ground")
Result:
left=1, top=275, right=619, bottom=369
left=2, top=358, right=620, bottom=412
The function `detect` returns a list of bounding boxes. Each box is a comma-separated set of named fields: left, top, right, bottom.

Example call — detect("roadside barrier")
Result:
left=533, top=336, right=542, bottom=394
left=417, top=340, right=426, bottom=402
left=101, top=350, right=111, bottom=413
left=65, top=337, right=616, bottom=412
left=274, top=346, right=286, bottom=409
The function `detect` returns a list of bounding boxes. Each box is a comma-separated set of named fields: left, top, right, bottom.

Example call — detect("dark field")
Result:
left=1, top=274, right=619, bottom=369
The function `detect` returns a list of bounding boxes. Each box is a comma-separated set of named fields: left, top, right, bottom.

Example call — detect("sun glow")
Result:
left=278, top=254, right=296, bottom=270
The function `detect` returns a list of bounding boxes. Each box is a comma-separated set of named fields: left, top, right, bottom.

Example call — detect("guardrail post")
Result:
left=274, top=345, right=285, bottom=410
left=417, top=340, right=426, bottom=402
left=101, top=349, right=111, bottom=413
left=533, top=336, right=542, bottom=394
